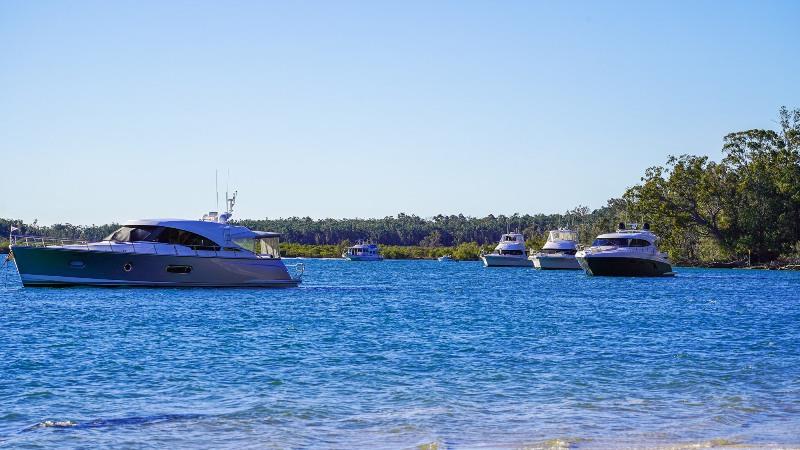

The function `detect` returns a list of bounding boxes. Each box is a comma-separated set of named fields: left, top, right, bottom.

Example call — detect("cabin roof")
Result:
left=596, top=230, right=657, bottom=241
left=123, top=218, right=279, bottom=245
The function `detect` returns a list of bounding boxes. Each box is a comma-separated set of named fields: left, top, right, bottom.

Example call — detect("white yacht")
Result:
left=342, top=241, right=383, bottom=261
left=575, top=223, right=675, bottom=277
left=481, top=232, right=532, bottom=267
left=530, top=228, right=581, bottom=270
left=9, top=195, right=303, bottom=287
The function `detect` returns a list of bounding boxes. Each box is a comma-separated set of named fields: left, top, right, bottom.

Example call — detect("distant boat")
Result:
left=481, top=232, right=532, bottom=267
left=576, top=223, right=675, bottom=277
left=342, top=241, right=383, bottom=261
left=437, top=255, right=455, bottom=262
left=9, top=194, right=303, bottom=287
left=530, top=229, right=581, bottom=270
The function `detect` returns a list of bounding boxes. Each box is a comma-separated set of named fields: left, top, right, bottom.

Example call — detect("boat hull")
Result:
left=481, top=254, right=532, bottom=267
left=342, top=255, right=383, bottom=261
left=530, top=254, right=581, bottom=270
left=11, top=246, right=301, bottom=287
left=577, top=254, right=674, bottom=277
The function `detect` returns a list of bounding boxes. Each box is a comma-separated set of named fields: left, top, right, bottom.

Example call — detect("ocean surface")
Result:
left=1, top=259, right=799, bottom=449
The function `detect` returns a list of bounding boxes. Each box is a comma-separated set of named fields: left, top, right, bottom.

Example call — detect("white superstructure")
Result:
left=530, top=229, right=581, bottom=270
left=576, top=223, right=674, bottom=277
left=342, top=241, right=383, bottom=261
left=481, top=232, right=532, bottom=267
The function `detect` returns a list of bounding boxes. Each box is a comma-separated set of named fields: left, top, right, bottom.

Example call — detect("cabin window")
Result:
left=592, top=238, right=629, bottom=247
left=233, top=237, right=280, bottom=258
left=550, top=230, right=578, bottom=242
left=156, top=228, right=220, bottom=250
left=258, top=237, right=280, bottom=258
left=105, top=225, right=163, bottom=243
left=540, top=248, right=577, bottom=255
left=499, top=249, right=524, bottom=255
left=591, top=238, right=650, bottom=247
left=105, top=226, right=220, bottom=251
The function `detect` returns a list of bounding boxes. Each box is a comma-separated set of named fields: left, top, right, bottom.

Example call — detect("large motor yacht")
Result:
left=575, top=223, right=675, bottom=277
left=481, top=232, right=532, bottom=267
left=529, top=228, right=581, bottom=270
left=342, top=241, right=383, bottom=261
left=9, top=195, right=303, bottom=287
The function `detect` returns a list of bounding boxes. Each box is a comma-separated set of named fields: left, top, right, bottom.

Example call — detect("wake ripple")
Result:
left=23, top=414, right=203, bottom=432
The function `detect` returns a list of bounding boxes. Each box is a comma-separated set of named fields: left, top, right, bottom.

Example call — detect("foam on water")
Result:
left=22, top=414, right=203, bottom=432
left=1, top=261, right=799, bottom=448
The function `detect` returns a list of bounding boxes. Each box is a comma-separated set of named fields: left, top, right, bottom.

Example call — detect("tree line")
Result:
left=623, top=106, right=800, bottom=263
left=3, top=107, right=799, bottom=263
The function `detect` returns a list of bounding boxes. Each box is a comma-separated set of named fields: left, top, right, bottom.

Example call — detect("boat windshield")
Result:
left=549, top=230, right=577, bottom=242
left=539, top=248, right=577, bottom=255
left=592, top=238, right=651, bottom=247
left=233, top=237, right=280, bottom=258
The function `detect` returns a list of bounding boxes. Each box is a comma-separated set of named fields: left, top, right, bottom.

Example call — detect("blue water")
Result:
left=1, top=260, right=799, bottom=449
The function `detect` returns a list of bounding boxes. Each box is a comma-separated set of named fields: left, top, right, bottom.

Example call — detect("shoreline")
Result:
left=3, top=243, right=798, bottom=270
left=283, top=255, right=800, bottom=270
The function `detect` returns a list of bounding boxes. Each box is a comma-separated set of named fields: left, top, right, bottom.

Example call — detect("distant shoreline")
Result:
left=3, top=240, right=798, bottom=270
left=282, top=254, right=800, bottom=270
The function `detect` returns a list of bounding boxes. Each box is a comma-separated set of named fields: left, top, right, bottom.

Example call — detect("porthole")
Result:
left=123, top=262, right=133, bottom=272
left=69, top=261, right=85, bottom=269
left=166, top=265, right=192, bottom=274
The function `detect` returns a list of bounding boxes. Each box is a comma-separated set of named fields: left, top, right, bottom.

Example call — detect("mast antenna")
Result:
left=215, top=170, right=219, bottom=212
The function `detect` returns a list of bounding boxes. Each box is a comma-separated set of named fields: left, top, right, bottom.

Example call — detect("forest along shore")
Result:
left=280, top=243, right=800, bottom=269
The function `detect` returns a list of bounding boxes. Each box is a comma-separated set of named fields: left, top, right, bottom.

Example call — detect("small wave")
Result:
left=23, top=414, right=202, bottom=432
left=518, top=437, right=592, bottom=449
left=23, top=420, right=78, bottom=431
left=664, top=438, right=744, bottom=449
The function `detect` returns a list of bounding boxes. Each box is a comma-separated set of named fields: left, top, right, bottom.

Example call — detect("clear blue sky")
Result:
left=1, top=0, right=798, bottom=225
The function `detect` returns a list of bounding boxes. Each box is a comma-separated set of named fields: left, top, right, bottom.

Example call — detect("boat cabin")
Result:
left=345, top=242, right=380, bottom=256
left=548, top=229, right=578, bottom=243
left=103, top=219, right=282, bottom=258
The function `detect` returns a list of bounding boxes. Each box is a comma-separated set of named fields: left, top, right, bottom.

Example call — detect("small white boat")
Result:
left=530, top=229, right=581, bottom=270
left=481, top=232, right=532, bottom=267
left=576, top=223, right=675, bottom=277
left=437, top=255, right=455, bottom=262
left=342, top=241, right=383, bottom=261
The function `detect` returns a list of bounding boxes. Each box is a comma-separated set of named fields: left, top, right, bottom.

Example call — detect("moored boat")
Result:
left=342, top=241, right=383, bottom=261
left=530, top=228, right=581, bottom=270
left=9, top=196, right=303, bottom=287
left=575, top=223, right=674, bottom=277
left=481, top=232, right=532, bottom=267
